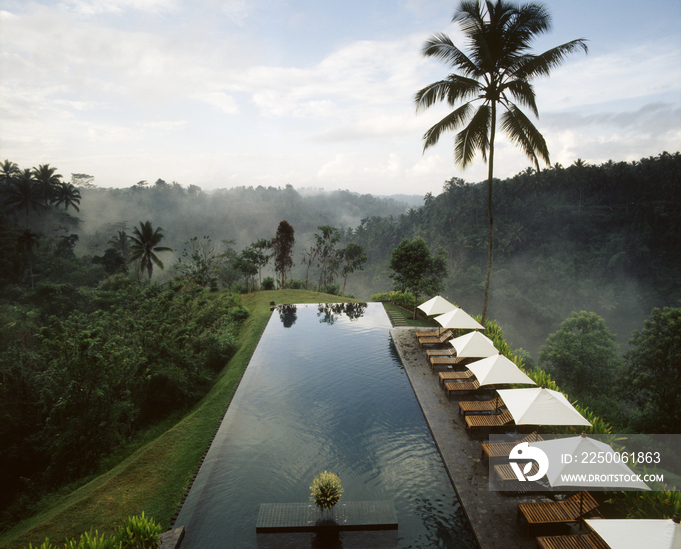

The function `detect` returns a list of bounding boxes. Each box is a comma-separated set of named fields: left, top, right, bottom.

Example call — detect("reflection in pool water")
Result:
left=174, top=303, right=477, bottom=548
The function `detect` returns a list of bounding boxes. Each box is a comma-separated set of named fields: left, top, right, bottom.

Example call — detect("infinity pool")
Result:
left=174, top=302, right=477, bottom=548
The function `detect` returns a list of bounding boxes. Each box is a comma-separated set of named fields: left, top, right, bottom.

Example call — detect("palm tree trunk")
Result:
left=481, top=101, right=497, bottom=326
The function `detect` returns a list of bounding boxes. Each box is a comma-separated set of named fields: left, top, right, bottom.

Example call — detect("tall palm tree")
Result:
left=52, top=182, right=82, bottom=212
left=0, top=160, right=20, bottom=186
left=414, top=0, right=587, bottom=324
left=5, top=169, right=43, bottom=227
left=127, top=221, right=173, bottom=282
left=32, top=164, right=63, bottom=206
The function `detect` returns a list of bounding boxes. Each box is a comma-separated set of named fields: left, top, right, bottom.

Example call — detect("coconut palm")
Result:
left=32, top=164, right=63, bottom=205
left=127, top=221, right=173, bottom=282
left=0, top=160, right=20, bottom=186
left=414, top=0, right=587, bottom=324
left=52, top=182, right=82, bottom=212
left=5, top=169, right=44, bottom=227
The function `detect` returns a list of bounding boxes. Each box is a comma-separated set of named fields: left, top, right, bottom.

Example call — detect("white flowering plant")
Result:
left=309, top=471, right=344, bottom=510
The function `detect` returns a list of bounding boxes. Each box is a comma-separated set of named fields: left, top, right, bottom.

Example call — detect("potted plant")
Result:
left=310, top=471, right=344, bottom=518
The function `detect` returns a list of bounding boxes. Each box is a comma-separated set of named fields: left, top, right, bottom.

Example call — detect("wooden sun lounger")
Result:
left=480, top=432, right=542, bottom=459
left=418, top=329, right=454, bottom=348
left=443, top=378, right=480, bottom=396
left=494, top=462, right=541, bottom=491
left=517, top=491, right=600, bottom=534
left=430, top=355, right=466, bottom=371
left=425, top=348, right=455, bottom=358
left=438, top=370, right=473, bottom=384
left=415, top=327, right=442, bottom=338
left=465, top=410, right=514, bottom=433
left=458, top=398, right=503, bottom=416
left=536, top=532, right=610, bottom=549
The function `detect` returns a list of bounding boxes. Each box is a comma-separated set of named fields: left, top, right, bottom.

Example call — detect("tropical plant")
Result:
left=5, top=169, right=43, bottom=226
left=389, top=237, right=448, bottom=318
left=414, top=0, right=587, bottom=324
left=272, top=220, right=295, bottom=288
left=32, top=163, right=63, bottom=205
left=0, top=159, right=20, bottom=185
left=127, top=221, right=173, bottom=282
left=621, top=307, right=681, bottom=433
left=309, top=471, right=344, bottom=511
left=339, top=242, right=367, bottom=296
left=52, top=182, right=82, bottom=212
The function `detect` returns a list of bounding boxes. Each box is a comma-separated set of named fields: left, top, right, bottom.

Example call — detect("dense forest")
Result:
left=0, top=152, right=680, bottom=531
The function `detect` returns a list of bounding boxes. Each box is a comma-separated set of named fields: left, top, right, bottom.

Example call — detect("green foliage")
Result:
left=0, top=280, right=244, bottom=507
left=116, top=512, right=162, bottom=549
left=621, top=307, right=681, bottom=433
left=370, top=291, right=416, bottom=311
left=261, top=276, right=276, bottom=290
left=272, top=220, right=295, bottom=288
left=25, top=513, right=161, bottom=549
left=607, top=483, right=681, bottom=519
left=309, top=471, right=344, bottom=510
left=538, top=311, right=623, bottom=400
left=388, top=237, right=448, bottom=317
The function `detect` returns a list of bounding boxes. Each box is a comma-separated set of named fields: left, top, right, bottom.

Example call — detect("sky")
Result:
left=1, top=0, right=680, bottom=197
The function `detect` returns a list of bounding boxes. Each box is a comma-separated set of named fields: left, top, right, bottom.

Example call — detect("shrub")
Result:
left=310, top=471, right=344, bottom=510
left=288, top=279, right=304, bottom=290
left=227, top=305, right=250, bottom=323
left=26, top=513, right=161, bottom=549
left=321, top=283, right=339, bottom=295
left=370, top=290, right=415, bottom=311
left=261, top=277, right=276, bottom=290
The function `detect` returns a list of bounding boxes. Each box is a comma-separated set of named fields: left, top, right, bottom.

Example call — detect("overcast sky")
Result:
left=1, top=0, right=680, bottom=196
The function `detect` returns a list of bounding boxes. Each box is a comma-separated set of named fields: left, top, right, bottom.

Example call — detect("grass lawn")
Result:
left=381, top=301, right=439, bottom=327
left=0, top=290, right=357, bottom=549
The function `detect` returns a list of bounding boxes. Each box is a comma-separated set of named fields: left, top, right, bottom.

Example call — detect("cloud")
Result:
left=58, top=0, right=180, bottom=15
left=192, top=91, right=239, bottom=114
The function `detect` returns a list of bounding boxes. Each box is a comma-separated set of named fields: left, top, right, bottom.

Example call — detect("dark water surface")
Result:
left=175, top=303, right=477, bottom=548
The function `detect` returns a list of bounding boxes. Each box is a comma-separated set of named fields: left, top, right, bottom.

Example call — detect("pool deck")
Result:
left=390, top=327, right=550, bottom=549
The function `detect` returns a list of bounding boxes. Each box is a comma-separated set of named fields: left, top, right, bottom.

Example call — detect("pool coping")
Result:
left=390, top=327, right=546, bottom=549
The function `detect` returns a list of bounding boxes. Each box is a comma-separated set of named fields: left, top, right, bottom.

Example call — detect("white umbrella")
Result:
left=435, top=307, right=484, bottom=331
left=417, top=295, right=457, bottom=316
left=449, top=331, right=498, bottom=358
left=467, top=354, right=537, bottom=386
left=531, top=434, right=650, bottom=491
left=585, top=518, right=681, bottom=549
left=497, top=386, right=592, bottom=426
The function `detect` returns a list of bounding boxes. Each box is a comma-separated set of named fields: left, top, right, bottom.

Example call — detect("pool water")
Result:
left=174, top=303, right=477, bottom=548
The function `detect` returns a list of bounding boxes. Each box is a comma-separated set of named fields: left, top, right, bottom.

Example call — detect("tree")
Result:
left=414, top=0, right=587, bottom=324
left=340, top=243, right=367, bottom=297
left=0, top=159, right=20, bottom=186
left=16, top=229, right=40, bottom=288
left=389, top=237, right=448, bottom=319
left=314, top=225, right=341, bottom=291
left=621, top=307, right=681, bottom=433
left=127, top=221, right=173, bottom=282
left=538, top=311, right=622, bottom=400
left=52, top=182, right=82, bottom=212
left=32, top=163, right=63, bottom=206
left=272, top=220, right=295, bottom=288
left=177, top=236, right=223, bottom=287
left=251, top=238, right=272, bottom=288
left=5, top=169, right=43, bottom=227
left=233, top=248, right=260, bottom=292
left=107, top=230, right=130, bottom=262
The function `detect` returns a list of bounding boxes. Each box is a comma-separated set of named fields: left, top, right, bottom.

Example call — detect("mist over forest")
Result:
left=3, top=152, right=680, bottom=358
left=69, top=152, right=681, bottom=355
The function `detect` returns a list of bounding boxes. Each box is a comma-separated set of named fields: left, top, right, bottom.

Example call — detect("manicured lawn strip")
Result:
left=381, top=301, right=439, bottom=327
left=0, top=290, right=356, bottom=549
